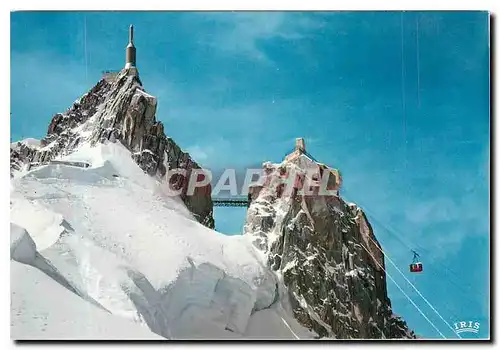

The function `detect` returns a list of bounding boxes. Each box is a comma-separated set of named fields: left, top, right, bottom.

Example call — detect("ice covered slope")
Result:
left=10, top=141, right=315, bottom=340
left=11, top=261, right=163, bottom=339
left=10, top=223, right=162, bottom=340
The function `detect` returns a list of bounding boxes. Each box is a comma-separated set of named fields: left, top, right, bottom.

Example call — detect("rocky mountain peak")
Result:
left=244, top=141, right=416, bottom=339
left=10, top=68, right=214, bottom=228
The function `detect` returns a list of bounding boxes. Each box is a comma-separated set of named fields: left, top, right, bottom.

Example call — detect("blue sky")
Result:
left=11, top=11, right=489, bottom=339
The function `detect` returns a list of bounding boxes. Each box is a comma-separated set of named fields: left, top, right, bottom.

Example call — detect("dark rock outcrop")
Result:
left=10, top=68, right=214, bottom=228
left=244, top=153, right=415, bottom=339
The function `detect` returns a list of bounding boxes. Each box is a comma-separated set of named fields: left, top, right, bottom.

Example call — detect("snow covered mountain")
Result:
left=10, top=67, right=414, bottom=340
left=11, top=141, right=314, bottom=340
left=10, top=68, right=214, bottom=228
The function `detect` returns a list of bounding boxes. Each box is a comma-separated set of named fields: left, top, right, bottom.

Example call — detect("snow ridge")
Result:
left=10, top=141, right=313, bottom=340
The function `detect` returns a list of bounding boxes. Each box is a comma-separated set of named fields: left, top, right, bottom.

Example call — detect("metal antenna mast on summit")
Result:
left=125, top=25, right=136, bottom=69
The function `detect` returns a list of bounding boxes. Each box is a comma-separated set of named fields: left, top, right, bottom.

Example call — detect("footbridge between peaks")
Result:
left=211, top=138, right=333, bottom=208
left=212, top=196, right=250, bottom=207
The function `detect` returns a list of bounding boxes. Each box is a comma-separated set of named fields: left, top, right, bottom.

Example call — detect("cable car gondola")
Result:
left=409, top=250, right=423, bottom=273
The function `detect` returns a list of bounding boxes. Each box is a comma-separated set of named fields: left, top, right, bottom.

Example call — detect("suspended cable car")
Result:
left=410, top=250, right=423, bottom=273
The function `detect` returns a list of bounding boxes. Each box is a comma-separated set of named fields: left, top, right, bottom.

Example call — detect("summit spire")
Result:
left=125, top=24, right=136, bottom=69
left=129, top=24, right=134, bottom=44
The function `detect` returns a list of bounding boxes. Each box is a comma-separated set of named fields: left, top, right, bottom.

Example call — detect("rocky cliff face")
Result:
left=244, top=155, right=416, bottom=339
left=10, top=68, right=214, bottom=228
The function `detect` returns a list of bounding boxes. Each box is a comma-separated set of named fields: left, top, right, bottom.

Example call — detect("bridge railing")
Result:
left=212, top=196, right=250, bottom=207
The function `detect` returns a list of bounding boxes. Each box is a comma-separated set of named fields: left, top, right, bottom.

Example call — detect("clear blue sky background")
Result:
left=11, top=11, right=489, bottom=339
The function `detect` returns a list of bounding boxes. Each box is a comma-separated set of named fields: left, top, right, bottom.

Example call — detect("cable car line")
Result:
left=364, top=233, right=461, bottom=339
left=362, top=206, right=416, bottom=251
left=346, top=193, right=478, bottom=289
left=416, top=14, right=421, bottom=108
left=401, top=12, right=408, bottom=173
left=345, top=195, right=481, bottom=301
left=344, top=189, right=475, bottom=331
left=360, top=203, right=480, bottom=297
left=340, top=189, right=468, bottom=338
left=329, top=13, right=474, bottom=338
left=357, top=240, right=447, bottom=339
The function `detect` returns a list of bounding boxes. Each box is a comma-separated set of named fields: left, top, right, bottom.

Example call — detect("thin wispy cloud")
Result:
left=191, top=12, right=326, bottom=62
